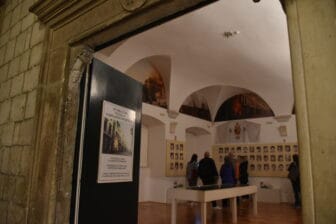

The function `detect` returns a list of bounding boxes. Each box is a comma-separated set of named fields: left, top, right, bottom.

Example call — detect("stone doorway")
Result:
left=27, top=0, right=328, bottom=223
left=28, top=1, right=216, bottom=223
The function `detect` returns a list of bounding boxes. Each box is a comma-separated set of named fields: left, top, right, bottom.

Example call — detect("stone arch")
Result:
left=179, top=85, right=275, bottom=122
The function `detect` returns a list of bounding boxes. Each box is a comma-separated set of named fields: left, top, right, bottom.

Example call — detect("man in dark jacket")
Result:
left=198, top=151, right=219, bottom=208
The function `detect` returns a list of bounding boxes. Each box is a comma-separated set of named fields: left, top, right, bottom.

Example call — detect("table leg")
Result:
left=201, top=202, right=207, bottom=224
left=230, top=197, right=237, bottom=223
left=252, top=193, right=258, bottom=216
left=171, top=198, right=177, bottom=224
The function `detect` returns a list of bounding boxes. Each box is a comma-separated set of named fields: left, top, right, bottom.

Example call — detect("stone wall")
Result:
left=0, top=0, right=47, bottom=223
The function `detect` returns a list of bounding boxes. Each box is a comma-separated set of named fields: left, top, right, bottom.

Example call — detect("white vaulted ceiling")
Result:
left=95, top=0, right=293, bottom=118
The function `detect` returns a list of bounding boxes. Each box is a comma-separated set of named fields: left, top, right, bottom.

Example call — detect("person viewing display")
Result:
left=186, top=154, right=198, bottom=187
left=198, top=151, right=219, bottom=208
left=220, top=155, right=235, bottom=207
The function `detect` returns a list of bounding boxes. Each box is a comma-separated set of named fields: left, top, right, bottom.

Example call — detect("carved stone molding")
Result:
left=119, top=0, right=147, bottom=11
left=68, top=46, right=94, bottom=87
left=29, top=0, right=106, bottom=29
left=65, top=46, right=93, bottom=114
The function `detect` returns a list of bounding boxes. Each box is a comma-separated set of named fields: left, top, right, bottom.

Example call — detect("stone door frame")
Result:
left=28, top=1, right=218, bottom=223
left=28, top=0, right=314, bottom=223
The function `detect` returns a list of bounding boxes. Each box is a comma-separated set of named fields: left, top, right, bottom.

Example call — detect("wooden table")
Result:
left=171, top=185, right=258, bottom=224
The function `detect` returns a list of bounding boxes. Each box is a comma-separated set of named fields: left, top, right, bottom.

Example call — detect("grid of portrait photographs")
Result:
left=166, top=140, right=186, bottom=177
left=212, top=143, right=299, bottom=177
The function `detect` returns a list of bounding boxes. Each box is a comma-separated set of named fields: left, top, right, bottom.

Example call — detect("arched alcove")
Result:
left=215, top=92, right=275, bottom=121
left=179, top=92, right=211, bottom=121
left=125, top=55, right=171, bottom=109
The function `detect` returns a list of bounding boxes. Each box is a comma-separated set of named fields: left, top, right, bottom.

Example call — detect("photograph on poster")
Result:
left=277, top=145, right=283, bottom=152
left=285, top=154, right=291, bottom=162
left=271, top=155, right=276, bottom=162
left=278, top=155, right=283, bottom=162
left=249, top=146, right=255, bottom=153
left=264, top=164, right=269, bottom=171
left=98, top=101, right=135, bottom=183
left=271, top=164, right=276, bottom=171
left=278, top=164, right=284, bottom=171
left=263, top=146, right=268, bottom=153
left=264, top=155, right=268, bottom=162
left=170, top=153, right=174, bottom=159
left=285, top=145, right=291, bottom=152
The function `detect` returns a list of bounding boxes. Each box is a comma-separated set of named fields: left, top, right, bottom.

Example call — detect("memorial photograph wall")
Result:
left=212, top=143, right=299, bottom=177
left=166, top=140, right=186, bottom=177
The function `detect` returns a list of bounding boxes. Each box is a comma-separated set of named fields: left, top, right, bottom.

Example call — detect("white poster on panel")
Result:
left=97, top=100, right=135, bottom=183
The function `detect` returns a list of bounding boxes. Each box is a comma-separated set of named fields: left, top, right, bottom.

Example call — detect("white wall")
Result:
left=249, top=177, right=294, bottom=203
left=139, top=167, right=150, bottom=202
left=139, top=103, right=213, bottom=203
left=185, top=133, right=212, bottom=165
left=250, top=116, right=297, bottom=144
left=140, top=126, right=148, bottom=167
left=215, top=116, right=297, bottom=202
left=148, top=125, right=166, bottom=177
left=215, top=115, right=297, bottom=144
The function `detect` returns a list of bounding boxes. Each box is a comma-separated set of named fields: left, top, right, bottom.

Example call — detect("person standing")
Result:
left=186, top=154, right=198, bottom=187
left=239, top=156, right=248, bottom=185
left=198, top=151, right=219, bottom=208
left=228, top=152, right=239, bottom=184
left=220, top=156, right=235, bottom=186
left=239, top=156, right=249, bottom=199
left=288, top=154, right=301, bottom=208
left=220, top=155, right=235, bottom=207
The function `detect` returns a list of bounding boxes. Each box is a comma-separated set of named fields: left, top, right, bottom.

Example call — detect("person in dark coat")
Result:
left=239, top=156, right=249, bottom=199
left=220, top=156, right=235, bottom=186
left=220, top=155, right=235, bottom=207
left=198, top=151, right=219, bottom=208
left=288, top=154, right=301, bottom=208
left=239, top=156, right=249, bottom=185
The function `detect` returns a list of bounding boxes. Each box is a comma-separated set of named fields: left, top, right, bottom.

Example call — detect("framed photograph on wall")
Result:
left=212, top=142, right=298, bottom=178
left=166, top=140, right=186, bottom=177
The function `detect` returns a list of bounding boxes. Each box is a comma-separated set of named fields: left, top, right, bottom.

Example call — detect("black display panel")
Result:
left=77, top=58, right=142, bottom=224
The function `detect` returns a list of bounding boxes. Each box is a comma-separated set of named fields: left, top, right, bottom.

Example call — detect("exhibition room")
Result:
left=85, top=0, right=301, bottom=223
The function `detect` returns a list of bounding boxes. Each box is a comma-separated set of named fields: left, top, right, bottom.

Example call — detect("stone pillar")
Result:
left=284, top=0, right=336, bottom=223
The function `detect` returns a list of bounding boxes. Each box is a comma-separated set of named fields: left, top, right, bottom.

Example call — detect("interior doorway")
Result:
left=71, top=0, right=301, bottom=223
